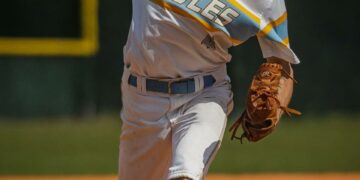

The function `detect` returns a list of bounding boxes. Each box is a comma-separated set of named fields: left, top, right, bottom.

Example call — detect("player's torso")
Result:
left=124, top=0, right=270, bottom=78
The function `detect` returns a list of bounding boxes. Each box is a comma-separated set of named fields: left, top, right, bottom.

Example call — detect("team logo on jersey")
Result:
left=201, top=34, right=216, bottom=49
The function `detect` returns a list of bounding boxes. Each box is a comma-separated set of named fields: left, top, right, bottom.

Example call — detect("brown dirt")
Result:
left=1, top=174, right=360, bottom=180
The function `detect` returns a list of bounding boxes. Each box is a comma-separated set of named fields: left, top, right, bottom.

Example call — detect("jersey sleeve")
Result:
left=256, top=0, right=300, bottom=64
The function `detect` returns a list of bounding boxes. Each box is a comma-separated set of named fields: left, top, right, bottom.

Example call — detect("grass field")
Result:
left=0, top=114, right=360, bottom=175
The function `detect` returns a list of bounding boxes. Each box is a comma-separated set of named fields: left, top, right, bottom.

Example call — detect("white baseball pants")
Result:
left=119, top=65, right=233, bottom=180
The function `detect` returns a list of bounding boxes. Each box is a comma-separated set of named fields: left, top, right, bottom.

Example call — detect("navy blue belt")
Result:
left=128, top=74, right=216, bottom=94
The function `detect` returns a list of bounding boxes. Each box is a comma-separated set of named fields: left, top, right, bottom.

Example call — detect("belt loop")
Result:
left=141, top=77, right=147, bottom=94
left=194, top=76, right=199, bottom=92
left=137, top=76, right=143, bottom=93
left=122, top=65, right=131, bottom=88
left=198, top=75, right=205, bottom=90
left=142, top=77, right=148, bottom=94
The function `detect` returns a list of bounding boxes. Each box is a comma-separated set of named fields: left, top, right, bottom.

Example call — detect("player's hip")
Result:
left=120, top=64, right=234, bottom=124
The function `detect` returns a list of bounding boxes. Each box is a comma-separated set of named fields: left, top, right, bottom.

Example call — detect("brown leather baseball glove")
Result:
left=229, top=62, right=301, bottom=143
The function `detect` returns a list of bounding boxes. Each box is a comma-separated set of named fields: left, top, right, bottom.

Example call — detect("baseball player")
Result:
left=119, top=0, right=300, bottom=180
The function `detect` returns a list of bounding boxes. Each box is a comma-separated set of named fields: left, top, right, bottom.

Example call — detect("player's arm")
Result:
left=257, top=0, right=300, bottom=64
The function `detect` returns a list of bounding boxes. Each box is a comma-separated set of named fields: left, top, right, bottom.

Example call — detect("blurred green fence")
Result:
left=0, top=0, right=359, bottom=117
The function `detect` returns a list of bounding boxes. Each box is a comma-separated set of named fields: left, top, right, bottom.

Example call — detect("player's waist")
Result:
left=121, top=64, right=229, bottom=96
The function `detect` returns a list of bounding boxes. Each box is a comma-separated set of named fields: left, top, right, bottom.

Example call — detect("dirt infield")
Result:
left=1, top=174, right=360, bottom=180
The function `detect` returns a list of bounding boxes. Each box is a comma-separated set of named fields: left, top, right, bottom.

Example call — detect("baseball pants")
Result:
left=119, top=65, right=233, bottom=180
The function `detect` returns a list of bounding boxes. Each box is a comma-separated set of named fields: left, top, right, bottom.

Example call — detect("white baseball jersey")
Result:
left=123, top=0, right=299, bottom=78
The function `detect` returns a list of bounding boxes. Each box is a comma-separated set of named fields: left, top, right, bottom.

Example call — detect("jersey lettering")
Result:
left=219, top=8, right=239, bottom=26
left=187, top=0, right=201, bottom=12
left=152, top=0, right=265, bottom=44
left=173, top=0, right=186, bottom=3
left=172, top=0, right=239, bottom=26
left=150, top=0, right=292, bottom=49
